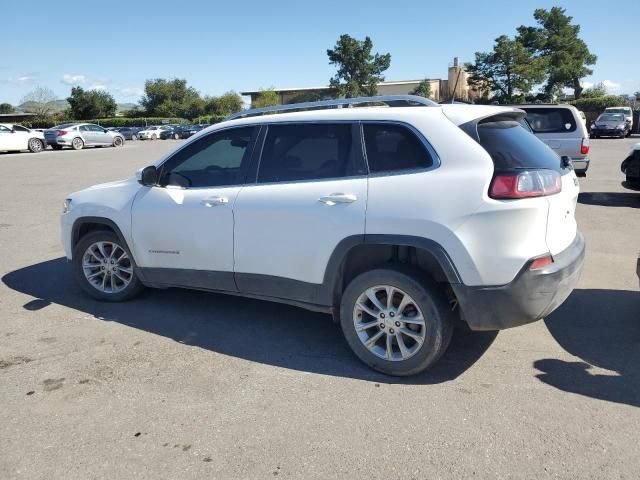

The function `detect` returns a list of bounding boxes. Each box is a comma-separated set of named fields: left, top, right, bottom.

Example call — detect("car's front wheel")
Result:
left=340, top=267, right=454, bottom=376
left=72, top=231, right=144, bottom=302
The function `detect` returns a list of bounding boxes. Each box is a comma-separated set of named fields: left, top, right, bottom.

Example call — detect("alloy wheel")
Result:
left=29, top=139, right=43, bottom=152
left=353, top=285, right=427, bottom=361
left=82, top=241, right=133, bottom=294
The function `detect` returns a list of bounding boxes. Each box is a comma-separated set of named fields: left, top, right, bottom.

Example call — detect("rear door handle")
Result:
left=318, top=193, right=357, bottom=205
left=201, top=196, right=229, bottom=207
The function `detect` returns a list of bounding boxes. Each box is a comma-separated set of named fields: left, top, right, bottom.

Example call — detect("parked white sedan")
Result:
left=137, top=126, right=168, bottom=140
left=0, top=123, right=46, bottom=153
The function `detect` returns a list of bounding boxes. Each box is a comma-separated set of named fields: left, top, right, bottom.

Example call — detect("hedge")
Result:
left=568, top=96, right=629, bottom=112
left=19, top=115, right=228, bottom=129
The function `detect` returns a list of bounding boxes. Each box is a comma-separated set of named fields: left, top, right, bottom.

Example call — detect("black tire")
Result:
left=71, top=137, right=84, bottom=150
left=72, top=230, right=144, bottom=302
left=339, top=267, right=454, bottom=376
left=28, top=138, right=44, bottom=153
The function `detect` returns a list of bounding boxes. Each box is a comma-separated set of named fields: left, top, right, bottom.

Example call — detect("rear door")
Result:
left=522, top=107, right=581, bottom=159
left=233, top=122, right=367, bottom=297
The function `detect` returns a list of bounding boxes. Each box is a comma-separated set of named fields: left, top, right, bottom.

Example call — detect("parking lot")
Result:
left=0, top=137, right=638, bottom=478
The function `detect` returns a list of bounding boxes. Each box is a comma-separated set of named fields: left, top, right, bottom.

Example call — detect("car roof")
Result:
left=214, top=104, right=521, bottom=131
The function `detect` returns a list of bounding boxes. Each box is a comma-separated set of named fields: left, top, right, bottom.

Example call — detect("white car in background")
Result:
left=137, top=126, right=168, bottom=140
left=0, top=123, right=46, bottom=153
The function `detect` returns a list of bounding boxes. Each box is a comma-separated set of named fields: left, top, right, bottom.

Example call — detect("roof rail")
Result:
left=225, top=95, right=437, bottom=121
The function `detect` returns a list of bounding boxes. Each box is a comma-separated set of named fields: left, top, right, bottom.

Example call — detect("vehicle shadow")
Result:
left=535, top=288, right=640, bottom=408
left=2, top=258, right=498, bottom=385
left=578, top=191, right=640, bottom=208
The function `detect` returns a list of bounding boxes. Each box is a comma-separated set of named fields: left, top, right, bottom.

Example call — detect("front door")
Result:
left=0, top=124, right=24, bottom=150
left=233, top=122, right=367, bottom=301
left=131, top=126, right=257, bottom=291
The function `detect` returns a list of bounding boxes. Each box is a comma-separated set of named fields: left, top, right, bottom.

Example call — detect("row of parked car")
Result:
left=0, top=122, right=211, bottom=153
left=107, top=124, right=209, bottom=141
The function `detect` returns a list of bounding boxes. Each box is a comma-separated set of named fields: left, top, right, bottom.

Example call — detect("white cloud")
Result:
left=117, top=87, right=144, bottom=98
left=602, top=80, right=621, bottom=93
left=580, top=81, right=593, bottom=90
left=2, top=75, right=36, bottom=85
left=62, top=74, right=87, bottom=85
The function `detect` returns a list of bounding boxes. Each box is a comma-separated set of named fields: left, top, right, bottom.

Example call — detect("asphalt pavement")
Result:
left=0, top=137, right=638, bottom=479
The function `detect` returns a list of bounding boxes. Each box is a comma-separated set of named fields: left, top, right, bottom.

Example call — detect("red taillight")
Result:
left=581, top=138, right=589, bottom=155
left=529, top=255, right=553, bottom=270
left=56, top=130, right=67, bottom=136
left=489, top=170, right=561, bottom=199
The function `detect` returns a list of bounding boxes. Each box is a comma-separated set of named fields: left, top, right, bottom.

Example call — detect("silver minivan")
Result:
left=520, top=104, right=590, bottom=176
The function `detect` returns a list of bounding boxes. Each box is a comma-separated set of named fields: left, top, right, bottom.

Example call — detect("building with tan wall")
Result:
left=242, top=57, right=485, bottom=106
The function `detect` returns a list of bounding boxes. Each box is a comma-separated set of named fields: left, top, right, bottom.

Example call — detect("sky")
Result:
left=1, top=0, right=637, bottom=106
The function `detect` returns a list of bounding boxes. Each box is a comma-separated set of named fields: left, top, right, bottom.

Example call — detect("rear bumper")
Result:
left=452, top=232, right=585, bottom=331
left=572, top=157, right=589, bottom=172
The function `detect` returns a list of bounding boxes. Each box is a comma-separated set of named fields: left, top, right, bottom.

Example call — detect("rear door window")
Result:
left=522, top=108, right=576, bottom=133
left=257, top=123, right=356, bottom=183
left=363, top=123, right=434, bottom=173
left=477, top=120, right=562, bottom=172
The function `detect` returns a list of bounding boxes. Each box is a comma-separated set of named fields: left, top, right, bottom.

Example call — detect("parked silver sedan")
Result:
left=44, top=123, right=125, bottom=150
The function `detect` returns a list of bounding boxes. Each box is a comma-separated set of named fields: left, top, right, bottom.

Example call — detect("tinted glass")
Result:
left=477, top=120, right=562, bottom=172
left=79, top=125, right=90, bottom=132
left=258, top=123, right=354, bottom=183
left=598, top=114, right=624, bottom=122
left=363, top=123, right=433, bottom=173
left=522, top=107, right=576, bottom=133
left=13, top=125, right=30, bottom=132
left=160, top=127, right=254, bottom=188
left=0, top=125, right=11, bottom=133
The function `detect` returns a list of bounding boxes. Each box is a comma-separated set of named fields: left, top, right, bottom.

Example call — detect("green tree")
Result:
left=327, top=34, right=391, bottom=98
left=411, top=79, right=432, bottom=99
left=0, top=103, right=15, bottom=113
left=140, top=79, right=202, bottom=118
left=581, top=82, right=607, bottom=99
left=517, top=7, right=596, bottom=99
left=204, top=91, right=243, bottom=115
left=465, top=35, right=546, bottom=103
left=20, top=87, right=57, bottom=119
left=66, top=87, right=117, bottom=119
left=252, top=89, right=280, bottom=108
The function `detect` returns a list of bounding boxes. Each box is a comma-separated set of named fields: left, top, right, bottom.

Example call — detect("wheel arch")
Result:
left=71, top=217, right=131, bottom=257
left=320, top=235, right=462, bottom=312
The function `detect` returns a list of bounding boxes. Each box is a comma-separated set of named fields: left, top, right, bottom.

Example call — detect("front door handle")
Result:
left=201, top=196, right=229, bottom=207
left=318, top=193, right=357, bottom=205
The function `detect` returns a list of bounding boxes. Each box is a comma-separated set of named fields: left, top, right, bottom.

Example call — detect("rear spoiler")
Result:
left=456, top=109, right=527, bottom=143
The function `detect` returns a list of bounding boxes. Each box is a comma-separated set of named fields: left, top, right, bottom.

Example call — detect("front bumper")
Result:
left=591, top=128, right=626, bottom=136
left=452, top=232, right=585, bottom=331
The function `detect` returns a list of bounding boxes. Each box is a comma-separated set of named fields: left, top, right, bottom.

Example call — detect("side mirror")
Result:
left=137, top=165, right=158, bottom=186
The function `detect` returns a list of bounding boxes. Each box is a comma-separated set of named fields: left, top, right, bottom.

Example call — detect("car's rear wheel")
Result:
left=71, top=137, right=84, bottom=150
left=73, top=231, right=144, bottom=302
left=28, top=138, right=44, bottom=153
left=340, top=267, right=454, bottom=376
left=113, top=136, right=124, bottom=147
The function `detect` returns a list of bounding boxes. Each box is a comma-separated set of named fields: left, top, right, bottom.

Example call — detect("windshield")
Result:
left=606, top=108, right=628, bottom=115
left=598, top=114, right=624, bottom=122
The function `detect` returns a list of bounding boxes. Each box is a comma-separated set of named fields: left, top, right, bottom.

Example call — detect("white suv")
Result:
left=61, top=96, right=585, bottom=376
